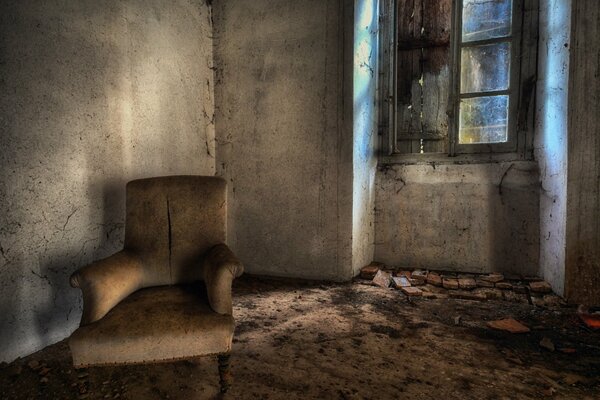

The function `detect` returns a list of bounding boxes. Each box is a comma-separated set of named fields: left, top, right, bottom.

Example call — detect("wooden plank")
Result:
left=394, top=0, right=452, bottom=154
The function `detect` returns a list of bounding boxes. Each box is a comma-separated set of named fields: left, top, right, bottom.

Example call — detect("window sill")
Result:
left=379, top=151, right=534, bottom=166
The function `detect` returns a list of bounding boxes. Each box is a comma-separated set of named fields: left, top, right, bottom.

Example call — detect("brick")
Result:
left=458, top=278, right=477, bottom=290
left=512, top=284, right=528, bottom=294
left=486, top=318, right=530, bottom=334
left=360, top=263, right=382, bottom=279
left=411, top=270, right=428, bottom=281
left=474, top=288, right=504, bottom=300
left=400, top=286, right=423, bottom=297
left=529, top=280, right=552, bottom=294
left=409, top=278, right=425, bottom=286
left=503, top=290, right=529, bottom=304
left=479, top=273, right=504, bottom=283
left=392, top=276, right=411, bottom=288
left=495, top=281, right=513, bottom=290
left=449, top=291, right=487, bottom=301
left=543, top=294, right=565, bottom=307
left=426, top=272, right=442, bottom=287
left=372, top=270, right=392, bottom=288
left=476, top=278, right=495, bottom=288
left=443, top=278, right=459, bottom=290
left=396, top=270, right=412, bottom=278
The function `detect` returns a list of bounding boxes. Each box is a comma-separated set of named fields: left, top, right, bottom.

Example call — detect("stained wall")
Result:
left=0, top=0, right=215, bottom=362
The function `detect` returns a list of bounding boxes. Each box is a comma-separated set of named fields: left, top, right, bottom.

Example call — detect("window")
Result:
left=380, top=0, right=537, bottom=162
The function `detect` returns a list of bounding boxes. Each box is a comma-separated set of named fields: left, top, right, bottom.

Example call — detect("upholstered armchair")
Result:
left=68, top=176, right=243, bottom=393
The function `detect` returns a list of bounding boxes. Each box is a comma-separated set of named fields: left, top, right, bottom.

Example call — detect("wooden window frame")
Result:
left=379, top=0, right=538, bottom=164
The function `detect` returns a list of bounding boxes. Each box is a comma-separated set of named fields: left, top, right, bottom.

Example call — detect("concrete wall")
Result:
left=214, top=0, right=356, bottom=281
left=535, top=0, right=571, bottom=295
left=565, top=0, right=600, bottom=305
left=374, top=162, right=540, bottom=275
left=352, top=0, right=379, bottom=276
left=0, top=0, right=215, bottom=362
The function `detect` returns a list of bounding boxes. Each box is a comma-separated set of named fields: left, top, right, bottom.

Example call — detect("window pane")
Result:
left=462, top=0, right=512, bottom=42
left=461, top=42, right=510, bottom=93
left=459, top=95, right=509, bottom=144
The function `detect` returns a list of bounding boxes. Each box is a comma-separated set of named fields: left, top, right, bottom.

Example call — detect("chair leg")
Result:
left=218, top=353, right=232, bottom=393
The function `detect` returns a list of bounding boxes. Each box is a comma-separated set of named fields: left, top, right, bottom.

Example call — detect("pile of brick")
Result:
left=358, top=262, right=564, bottom=307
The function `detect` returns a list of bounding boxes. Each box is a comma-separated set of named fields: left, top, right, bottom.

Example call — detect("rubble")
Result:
left=392, top=276, right=411, bottom=288
left=400, top=286, right=423, bottom=297
left=442, top=278, right=459, bottom=290
left=458, top=278, right=476, bottom=290
left=426, top=272, right=442, bottom=287
left=480, top=273, right=504, bottom=283
left=540, top=337, right=555, bottom=352
left=577, top=305, right=600, bottom=329
left=495, top=282, right=513, bottom=290
left=360, top=266, right=563, bottom=308
left=411, top=270, right=428, bottom=283
left=360, top=263, right=382, bottom=279
left=487, top=318, right=530, bottom=334
left=372, top=270, right=392, bottom=288
left=449, top=291, right=487, bottom=301
left=529, top=281, right=552, bottom=294
left=27, top=360, right=40, bottom=371
left=475, top=278, right=495, bottom=288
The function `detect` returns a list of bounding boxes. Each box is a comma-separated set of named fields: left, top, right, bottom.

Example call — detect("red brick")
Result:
left=479, top=273, right=504, bottom=283
left=529, top=281, right=552, bottom=294
left=495, top=282, right=513, bottom=290
left=458, top=278, right=477, bottom=290
left=475, top=279, right=495, bottom=288
left=401, top=286, right=423, bottom=297
left=372, top=270, right=392, bottom=288
left=360, top=263, right=382, bottom=279
left=487, top=318, right=530, bottom=334
left=443, top=278, right=459, bottom=290
left=426, top=272, right=442, bottom=287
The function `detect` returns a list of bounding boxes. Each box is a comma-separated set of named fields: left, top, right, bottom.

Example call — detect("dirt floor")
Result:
left=1, top=276, right=599, bottom=399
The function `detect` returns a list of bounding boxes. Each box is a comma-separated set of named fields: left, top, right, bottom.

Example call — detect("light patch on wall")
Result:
left=352, top=0, right=379, bottom=275
left=354, top=0, right=378, bottom=160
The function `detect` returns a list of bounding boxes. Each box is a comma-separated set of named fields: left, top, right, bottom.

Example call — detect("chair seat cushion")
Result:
left=69, top=285, right=234, bottom=367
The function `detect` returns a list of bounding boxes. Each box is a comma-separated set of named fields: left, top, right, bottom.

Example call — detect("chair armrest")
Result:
left=70, top=251, right=144, bottom=325
left=203, top=244, right=244, bottom=315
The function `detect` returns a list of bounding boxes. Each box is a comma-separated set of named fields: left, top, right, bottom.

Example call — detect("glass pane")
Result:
left=462, top=0, right=512, bottom=42
left=459, top=95, right=509, bottom=144
left=461, top=42, right=510, bottom=93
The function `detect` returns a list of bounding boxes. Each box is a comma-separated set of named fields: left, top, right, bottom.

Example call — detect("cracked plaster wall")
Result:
left=375, top=162, right=540, bottom=276
left=535, top=0, right=571, bottom=296
left=0, top=0, right=215, bottom=362
left=213, top=0, right=356, bottom=281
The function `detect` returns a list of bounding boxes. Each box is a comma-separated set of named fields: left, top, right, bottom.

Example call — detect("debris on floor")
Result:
left=400, top=286, right=423, bottom=297
left=577, top=305, right=600, bottom=329
left=358, top=263, right=566, bottom=308
left=359, top=262, right=382, bottom=279
left=392, top=276, right=411, bottom=288
left=371, top=270, right=392, bottom=288
left=540, top=337, right=556, bottom=352
left=1, top=276, right=599, bottom=400
left=487, top=318, right=531, bottom=334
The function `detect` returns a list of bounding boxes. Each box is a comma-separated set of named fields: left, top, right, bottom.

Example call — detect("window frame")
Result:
left=379, top=0, right=538, bottom=164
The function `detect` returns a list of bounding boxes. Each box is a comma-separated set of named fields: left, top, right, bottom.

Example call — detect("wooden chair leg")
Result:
left=218, top=353, right=232, bottom=393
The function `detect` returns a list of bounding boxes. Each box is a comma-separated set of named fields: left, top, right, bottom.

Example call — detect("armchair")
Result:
left=68, top=176, right=243, bottom=393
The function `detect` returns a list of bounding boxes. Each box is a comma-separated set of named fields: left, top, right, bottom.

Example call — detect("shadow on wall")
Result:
left=486, top=162, right=540, bottom=276
left=0, top=1, right=131, bottom=360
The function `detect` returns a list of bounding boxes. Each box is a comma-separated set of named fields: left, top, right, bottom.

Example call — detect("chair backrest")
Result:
left=124, top=176, right=226, bottom=286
